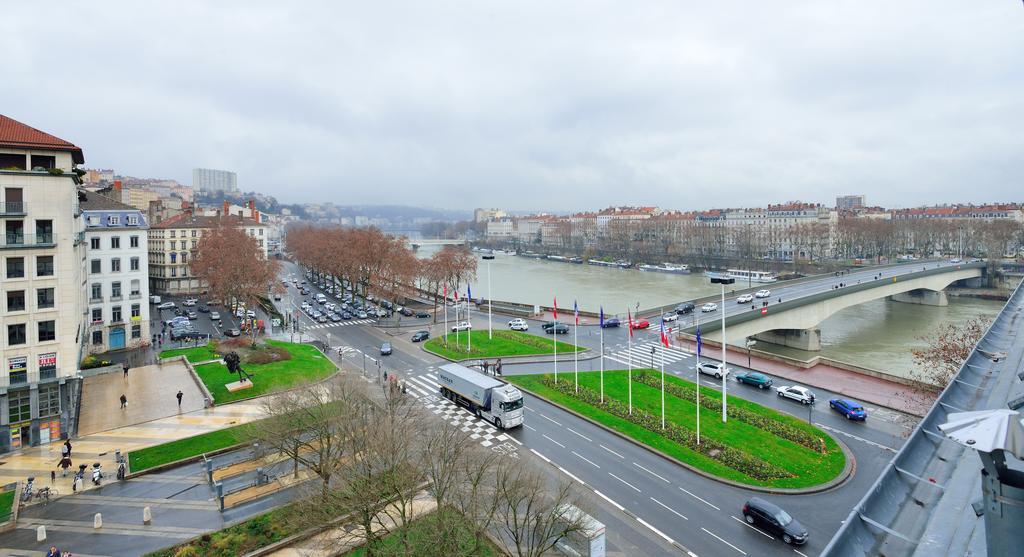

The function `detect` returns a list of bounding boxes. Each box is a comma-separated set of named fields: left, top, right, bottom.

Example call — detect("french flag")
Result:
left=573, top=300, right=579, bottom=326
left=660, top=318, right=670, bottom=347
left=553, top=297, right=558, bottom=321
left=627, top=309, right=634, bottom=338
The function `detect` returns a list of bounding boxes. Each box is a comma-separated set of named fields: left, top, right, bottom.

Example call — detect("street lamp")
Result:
left=710, top=275, right=735, bottom=423
left=650, top=346, right=656, bottom=370
left=483, top=255, right=495, bottom=339
left=745, top=339, right=756, bottom=368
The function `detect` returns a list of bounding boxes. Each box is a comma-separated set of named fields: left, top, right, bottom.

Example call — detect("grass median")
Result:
left=0, top=489, right=14, bottom=522
left=129, top=423, right=251, bottom=473
left=508, top=370, right=846, bottom=489
left=423, top=329, right=583, bottom=360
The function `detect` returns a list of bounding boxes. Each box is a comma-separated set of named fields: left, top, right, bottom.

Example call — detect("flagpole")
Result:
left=573, top=302, right=579, bottom=394
left=600, top=318, right=605, bottom=403
left=721, top=282, right=726, bottom=422
left=443, top=286, right=448, bottom=345
left=696, top=317, right=701, bottom=446
left=627, top=310, right=633, bottom=415
left=661, top=344, right=666, bottom=430
left=553, top=316, right=558, bottom=385
left=468, top=288, right=472, bottom=353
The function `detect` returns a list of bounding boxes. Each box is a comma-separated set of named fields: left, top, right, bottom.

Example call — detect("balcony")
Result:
left=0, top=202, right=26, bottom=217
left=0, top=233, right=55, bottom=250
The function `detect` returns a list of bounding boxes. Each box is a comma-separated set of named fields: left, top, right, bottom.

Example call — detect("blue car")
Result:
left=600, top=317, right=621, bottom=328
left=829, top=398, right=867, bottom=421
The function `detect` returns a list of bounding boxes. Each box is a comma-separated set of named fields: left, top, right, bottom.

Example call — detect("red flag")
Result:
left=627, top=309, right=634, bottom=338
left=454, top=286, right=459, bottom=302
left=443, top=284, right=447, bottom=301
left=553, top=297, right=558, bottom=321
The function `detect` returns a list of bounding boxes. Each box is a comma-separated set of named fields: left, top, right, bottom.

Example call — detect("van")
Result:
left=150, top=295, right=162, bottom=304
left=316, top=293, right=327, bottom=304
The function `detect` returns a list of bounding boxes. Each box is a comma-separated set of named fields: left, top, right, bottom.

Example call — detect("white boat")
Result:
left=726, top=269, right=778, bottom=283
left=639, top=263, right=691, bottom=274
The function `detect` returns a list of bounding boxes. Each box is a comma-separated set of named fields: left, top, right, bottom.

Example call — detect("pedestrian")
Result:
left=152, top=334, right=157, bottom=344
left=61, top=442, right=68, bottom=458
left=176, top=390, right=183, bottom=406
left=46, top=546, right=60, bottom=557
left=64, top=439, right=72, bottom=457
left=123, top=361, right=129, bottom=378
left=496, top=358, right=502, bottom=376
left=59, top=456, right=72, bottom=476
left=120, top=393, right=127, bottom=409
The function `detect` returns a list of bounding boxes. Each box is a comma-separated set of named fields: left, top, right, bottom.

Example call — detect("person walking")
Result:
left=176, top=390, right=183, bottom=407
left=123, top=362, right=129, bottom=378
left=46, top=546, right=61, bottom=557
left=120, top=394, right=127, bottom=409
left=64, top=439, right=72, bottom=457
left=59, top=456, right=72, bottom=477
left=496, top=358, right=502, bottom=376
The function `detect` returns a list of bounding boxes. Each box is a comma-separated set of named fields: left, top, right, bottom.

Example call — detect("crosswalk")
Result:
left=604, top=341, right=694, bottom=368
left=304, top=318, right=375, bottom=330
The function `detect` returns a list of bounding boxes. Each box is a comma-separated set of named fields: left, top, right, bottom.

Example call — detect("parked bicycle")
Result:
left=35, top=486, right=57, bottom=504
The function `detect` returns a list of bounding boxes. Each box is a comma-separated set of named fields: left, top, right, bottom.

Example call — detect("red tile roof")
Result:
left=0, top=114, right=84, bottom=164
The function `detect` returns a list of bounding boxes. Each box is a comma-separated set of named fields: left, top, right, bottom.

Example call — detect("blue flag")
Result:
left=696, top=325, right=702, bottom=357
left=467, top=284, right=472, bottom=301
left=599, top=306, right=605, bottom=327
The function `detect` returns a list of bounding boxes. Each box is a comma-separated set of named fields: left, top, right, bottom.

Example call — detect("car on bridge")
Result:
left=734, top=371, right=773, bottom=389
left=700, top=302, right=718, bottom=312
left=675, top=302, right=695, bottom=315
left=777, top=385, right=815, bottom=404
left=411, top=330, right=430, bottom=342
left=696, top=361, right=727, bottom=379
left=829, top=398, right=867, bottom=420
left=509, top=319, right=529, bottom=331
left=661, top=312, right=678, bottom=322
left=600, top=317, right=620, bottom=328
left=742, top=498, right=808, bottom=546
left=755, top=289, right=772, bottom=298
left=736, top=293, right=754, bottom=303
left=452, top=321, right=472, bottom=332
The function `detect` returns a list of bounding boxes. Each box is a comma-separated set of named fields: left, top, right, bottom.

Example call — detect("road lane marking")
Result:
left=679, top=487, right=720, bottom=510
left=731, top=515, right=773, bottom=539
left=650, top=497, right=687, bottom=520
left=525, top=407, right=535, bottom=412
left=542, top=434, right=565, bottom=448
left=600, top=444, right=625, bottom=459
left=793, top=550, right=809, bottom=557
left=701, top=527, right=746, bottom=555
left=608, top=472, right=641, bottom=493
left=557, top=466, right=585, bottom=485
left=815, top=423, right=898, bottom=453
left=593, top=490, right=625, bottom=511
left=572, top=451, right=600, bottom=468
left=524, top=424, right=537, bottom=431
left=530, top=449, right=551, bottom=463
left=633, top=462, right=670, bottom=483
left=539, top=413, right=562, bottom=426
left=636, top=517, right=675, bottom=544
left=566, top=427, right=592, bottom=442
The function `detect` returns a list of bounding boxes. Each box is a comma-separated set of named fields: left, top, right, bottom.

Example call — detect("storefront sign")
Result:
left=38, top=352, right=57, bottom=374
left=7, top=356, right=27, bottom=374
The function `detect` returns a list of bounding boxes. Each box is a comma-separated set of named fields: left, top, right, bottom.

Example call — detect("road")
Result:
left=278, top=261, right=910, bottom=557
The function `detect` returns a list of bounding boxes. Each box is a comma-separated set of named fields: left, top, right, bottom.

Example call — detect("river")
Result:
left=413, top=246, right=1004, bottom=379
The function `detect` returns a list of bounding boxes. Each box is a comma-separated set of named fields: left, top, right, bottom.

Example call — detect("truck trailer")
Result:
left=437, top=363, right=524, bottom=429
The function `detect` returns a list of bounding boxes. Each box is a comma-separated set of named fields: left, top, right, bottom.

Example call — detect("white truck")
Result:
left=437, top=363, right=524, bottom=429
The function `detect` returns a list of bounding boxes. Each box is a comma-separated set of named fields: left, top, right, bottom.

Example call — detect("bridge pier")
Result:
left=753, top=328, right=822, bottom=351
left=889, top=289, right=948, bottom=307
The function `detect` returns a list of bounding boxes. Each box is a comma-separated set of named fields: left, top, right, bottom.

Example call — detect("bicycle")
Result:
left=35, top=486, right=57, bottom=504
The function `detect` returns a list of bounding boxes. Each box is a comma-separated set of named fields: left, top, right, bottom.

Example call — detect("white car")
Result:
left=452, top=321, right=473, bottom=332
left=508, top=318, right=529, bottom=331
left=777, top=385, right=816, bottom=405
left=701, top=303, right=718, bottom=313
left=246, top=309, right=256, bottom=318
left=696, top=361, right=727, bottom=379
left=182, top=298, right=197, bottom=307
left=736, top=294, right=754, bottom=304
left=157, top=301, right=175, bottom=310
left=662, top=313, right=678, bottom=322
left=755, top=289, right=772, bottom=298
left=210, top=311, right=221, bottom=320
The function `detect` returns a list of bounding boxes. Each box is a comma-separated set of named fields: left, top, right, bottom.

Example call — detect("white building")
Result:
left=0, top=114, right=86, bottom=452
left=192, top=167, right=237, bottom=193
left=80, top=191, right=150, bottom=354
left=485, top=219, right=514, bottom=240
left=474, top=208, right=507, bottom=223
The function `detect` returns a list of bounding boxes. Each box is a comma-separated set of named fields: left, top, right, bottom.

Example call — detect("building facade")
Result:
left=80, top=192, right=150, bottom=354
left=0, top=115, right=86, bottom=452
left=836, top=195, right=866, bottom=210
left=192, top=167, right=237, bottom=193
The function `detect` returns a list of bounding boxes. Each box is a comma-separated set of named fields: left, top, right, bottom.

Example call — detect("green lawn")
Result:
left=346, top=509, right=499, bottom=557
left=144, top=504, right=299, bottom=557
left=423, top=329, right=582, bottom=360
left=161, top=340, right=337, bottom=404
left=0, top=489, right=14, bottom=522
left=508, top=370, right=846, bottom=489
left=129, top=424, right=250, bottom=473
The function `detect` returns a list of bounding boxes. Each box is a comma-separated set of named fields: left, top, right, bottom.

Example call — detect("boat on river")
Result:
left=639, top=263, right=691, bottom=274
left=588, top=259, right=633, bottom=269
left=726, top=269, right=778, bottom=283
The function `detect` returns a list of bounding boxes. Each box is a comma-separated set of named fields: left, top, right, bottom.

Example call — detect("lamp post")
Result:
left=483, top=255, right=495, bottom=339
left=710, top=275, right=735, bottom=423
left=745, top=339, right=756, bottom=368
left=650, top=346, right=656, bottom=370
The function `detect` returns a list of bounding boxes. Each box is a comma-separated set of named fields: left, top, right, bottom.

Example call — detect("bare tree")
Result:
left=899, top=316, right=992, bottom=416
left=494, top=462, right=590, bottom=557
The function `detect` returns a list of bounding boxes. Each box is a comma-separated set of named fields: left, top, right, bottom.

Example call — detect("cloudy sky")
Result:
left=2, top=1, right=1021, bottom=212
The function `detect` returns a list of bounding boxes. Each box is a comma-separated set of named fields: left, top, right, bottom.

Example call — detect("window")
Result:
left=191, top=230, right=197, bottom=237
left=111, top=258, right=121, bottom=272
left=108, top=215, right=120, bottom=225
left=111, top=236, right=120, bottom=249
left=9, top=389, right=30, bottom=422
left=111, top=281, right=122, bottom=299
left=6, top=257, right=24, bottom=278
left=91, top=307, right=102, bottom=323
left=36, top=255, right=53, bottom=276
left=170, top=253, right=177, bottom=264
left=259, top=228, right=264, bottom=236
left=169, top=230, right=176, bottom=238
left=181, top=252, right=188, bottom=263
left=38, top=320, right=56, bottom=341
left=130, top=257, right=140, bottom=271
left=130, top=279, right=141, bottom=296
left=6, top=290, right=25, bottom=312
left=90, top=237, right=100, bottom=249
left=131, top=303, right=140, bottom=319
left=35, top=219, right=53, bottom=243
left=111, top=306, right=122, bottom=323
left=90, top=259, right=101, bottom=274
left=170, top=240, right=176, bottom=250
left=87, top=215, right=100, bottom=226
left=191, top=240, right=197, bottom=249
left=170, top=267, right=177, bottom=277
left=130, top=235, right=139, bottom=248
left=91, top=330, right=103, bottom=345
left=127, top=215, right=139, bottom=226
left=39, top=385, right=60, bottom=416
left=7, top=323, right=26, bottom=345
left=37, top=288, right=55, bottom=309
left=90, top=283, right=102, bottom=301
left=131, top=323, right=141, bottom=339
left=30, top=154, right=55, bottom=169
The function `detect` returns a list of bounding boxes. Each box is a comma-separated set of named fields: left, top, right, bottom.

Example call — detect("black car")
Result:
left=380, top=342, right=393, bottom=356
left=415, top=310, right=430, bottom=318
left=197, top=305, right=210, bottom=313
left=545, top=323, right=570, bottom=334
left=541, top=321, right=556, bottom=331
left=400, top=307, right=414, bottom=317
left=411, top=330, right=430, bottom=342
left=742, top=498, right=808, bottom=545
left=600, top=317, right=620, bottom=328
left=675, top=302, right=696, bottom=315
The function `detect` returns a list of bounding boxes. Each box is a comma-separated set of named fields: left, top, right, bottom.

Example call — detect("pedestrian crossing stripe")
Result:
left=403, top=373, right=519, bottom=454
left=304, top=319, right=374, bottom=329
left=605, top=341, right=693, bottom=368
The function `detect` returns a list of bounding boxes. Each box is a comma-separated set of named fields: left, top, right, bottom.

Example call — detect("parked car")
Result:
left=546, top=323, right=570, bottom=334
left=210, top=311, right=221, bottom=321
left=150, top=295, right=162, bottom=304
left=662, top=312, right=678, bottom=322
left=246, top=310, right=256, bottom=318
left=737, top=294, right=754, bottom=304
left=317, top=314, right=328, bottom=323
left=701, top=303, right=718, bottom=313
left=197, top=305, right=210, bottom=313
left=165, top=316, right=189, bottom=327
left=330, top=313, right=342, bottom=322
left=380, top=342, right=393, bottom=356
left=416, top=310, right=430, bottom=318
left=187, top=311, right=198, bottom=320
left=342, top=312, right=353, bottom=319
left=157, top=301, right=175, bottom=310
left=600, top=317, right=620, bottom=328
left=357, top=311, right=368, bottom=319
left=734, top=371, right=773, bottom=389
left=400, top=307, right=414, bottom=317
left=630, top=319, right=650, bottom=330
left=755, top=289, right=772, bottom=298
left=742, top=498, right=808, bottom=545
left=541, top=321, right=557, bottom=331
left=697, top=361, right=727, bottom=379
left=452, top=321, right=472, bottom=332
left=225, top=328, right=241, bottom=337
left=829, top=398, right=867, bottom=420
left=509, top=318, right=529, bottom=331
left=411, top=330, right=430, bottom=342
left=777, top=385, right=815, bottom=405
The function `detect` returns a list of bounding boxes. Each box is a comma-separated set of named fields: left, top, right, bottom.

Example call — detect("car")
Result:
left=696, top=361, right=727, bottom=379
left=301, top=301, right=311, bottom=310
left=197, top=305, right=210, bottom=313
left=829, top=398, right=867, bottom=420
left=742, top=498, right=808, bottom=545
left=273, top=294, right=282, bottom=301
left=755, top=289, right=772, bottom=298
left=734, top=371, right=773, bottom=389
left=777, top=385, right=815, bottom=405
left=157, top=301, right=176, bottom=310
left=380, top=342, right=393, bottom=356
left=376, top=309, right=389, bottom=318
left=600, top=317, right=620, bottom=328
left=662, top=312, right=678, bottom=322
left=210, top=311, right=221, bottom=320
left=452, top=321, right=473, bottom=332
left=630, top=319, right=650, bottom=330
left=949, top=258, right=962, bottom=264
left=416, top=310, right=430, bottom=318
left=509, top=319, right=529, bottom=331
left=400, top=307, right=414, bottom=317
left=342, top=312, right=353, bottom=319
left=541, top=321, right=557, bottom=331
left=171, top=329, right=205, bottom=341
left=174, top=307, right=186, bottom=316
left=358, top=311, right=368, bottom=319
left=317, top=315, right=328, bottom=323
left=546, top=323, right=570, bottom=334
left=166, top=316, right=189, bottom=327
left=235, top=308, right=245, bottom=318
left=736, top=294, right=754, bottom=304
left=700, top=303, right=718, bottom=313
left=182, top=298, right=197, bottom=307
left=187, top=311, right=198, bottom=320
left=225, top=328, right=241, bottom=337
left=411, top=330, right=430, bottom=342
left=150, top=295, right=162, bottom=304
left=246, top=310, right=256, bottom=318
left=325, top=303, right=336, bottom=311
left=330, top=313, right=342, bottom=322
left=675, top=302, right=695, bottom=315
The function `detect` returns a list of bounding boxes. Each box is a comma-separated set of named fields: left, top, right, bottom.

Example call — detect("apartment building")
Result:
left=192, top=167, right=237, bottom=193
left=80, top=191, right=150, bottom=354
left=0, top=115, right=86, bottom=452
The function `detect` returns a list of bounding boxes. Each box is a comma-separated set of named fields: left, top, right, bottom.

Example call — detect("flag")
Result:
left=553, top=297, right=558, bottom=321
left=599, top=306, right=605, bottom=328
left=573, top=300, right=579, bottom=325
left=454, top=287, right=459, bottom=302
left=696, top=325, right=702, bottom=357
left=443, top=284, right=447, bottom=301
left=627, top=309, right=634, bottom=338
left=660, top=319, right=669, bottom=347
left=467, top=284, right=472, bottom=302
